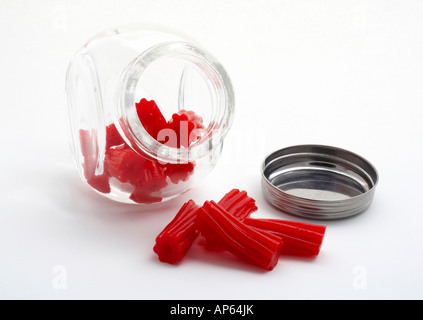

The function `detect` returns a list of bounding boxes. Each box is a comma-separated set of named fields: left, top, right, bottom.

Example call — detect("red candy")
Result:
left=153, top=189, right=257, bottom=264
left=79, top=99, right=205, bottom=203
left=106, top=123, right=125, bottom=149
left=204, top=189, right=258, bottom=250
left=167, top=110, right=205, bottom=148
left=87, top=174, right=111, bottom=194
left=104, top=144, right=168, bottom=203
left=130, top=187, right=164, bottom=204
left=164, top=162, right=195, bottom=184
left=197, top=201, right=283, bottom=271
left=217, top=189, right=258, bottom=220
left=104, top=145, right=139, bottom=183
left=153, top=189, right=326, bottom=271
left=105, top=144, right=166, bottom=188
left=135, top=98, right=168, bottom=140
left=244, top=219, right=326, bottom=256
left=129, top=162, right=168, bottom=204
left=153, top=200, right=201, bottom=264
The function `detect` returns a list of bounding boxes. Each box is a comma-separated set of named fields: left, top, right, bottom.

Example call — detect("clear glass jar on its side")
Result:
left=66, top=25, right=235, bottom=204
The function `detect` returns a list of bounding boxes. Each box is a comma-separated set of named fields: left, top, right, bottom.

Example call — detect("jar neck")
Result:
left=115, top=41, right=234, bottom=163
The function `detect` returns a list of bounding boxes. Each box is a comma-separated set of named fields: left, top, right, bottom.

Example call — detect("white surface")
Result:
left=1, top=0, right=422, bottom=300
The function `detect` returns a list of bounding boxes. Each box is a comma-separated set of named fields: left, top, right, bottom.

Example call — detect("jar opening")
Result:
left=116, top=42, right=234, bottom=164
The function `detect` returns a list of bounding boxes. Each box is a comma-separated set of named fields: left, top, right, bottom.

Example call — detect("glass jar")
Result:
left=66, top=25, right=234, bottom=204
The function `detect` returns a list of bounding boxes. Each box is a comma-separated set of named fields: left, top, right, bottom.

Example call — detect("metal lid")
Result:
left=261, top=145, right=378, bottom=220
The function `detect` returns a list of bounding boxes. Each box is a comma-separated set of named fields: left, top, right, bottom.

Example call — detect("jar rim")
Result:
left=115, top=41, right=235, bottom=164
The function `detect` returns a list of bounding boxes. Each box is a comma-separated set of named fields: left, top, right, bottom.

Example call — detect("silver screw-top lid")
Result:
left=261, top=145, right=378, bottom=220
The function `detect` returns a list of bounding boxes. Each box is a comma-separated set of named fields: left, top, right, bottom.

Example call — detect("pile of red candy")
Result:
left=78, top=98, right=326, bottom=271
left=154, top=189, right=326, bottom=271
left=79, top=99, right=205, bottom=203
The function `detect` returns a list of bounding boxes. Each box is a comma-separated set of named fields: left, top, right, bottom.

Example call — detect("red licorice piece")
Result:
left=153, top=200, right=201, bottom=264
left=153, top=189, right=257, bottom=264
left=136, top=98, right=168, bottom=140
left=166, top=110, right=206, bottom=148
left=130, top=188, right=163, bottom=204
left=105, top=144, right=167, bottom=187
left=106, top=123, right=125, bottom=149
left=129, top=160, right=168, bottom=204
left=104, top=145, right=138, bottom=183
left=131, top=157, right=167, bottom=192
left=218, top=189, right=258, bottom=220
left=196, top=201, right=283, bottom=271
left=80, top=99, right=206, bottom=202
left=203, top=189, right=259, bottom=250
left=244, top=219, right=326, bottom=256
left=87, top=174, right=111, bottom=194
left=165, top=162, right=195, bottom=184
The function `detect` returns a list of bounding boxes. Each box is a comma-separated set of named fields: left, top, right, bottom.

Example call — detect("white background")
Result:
left=1, top=0, right=422, bottom=300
